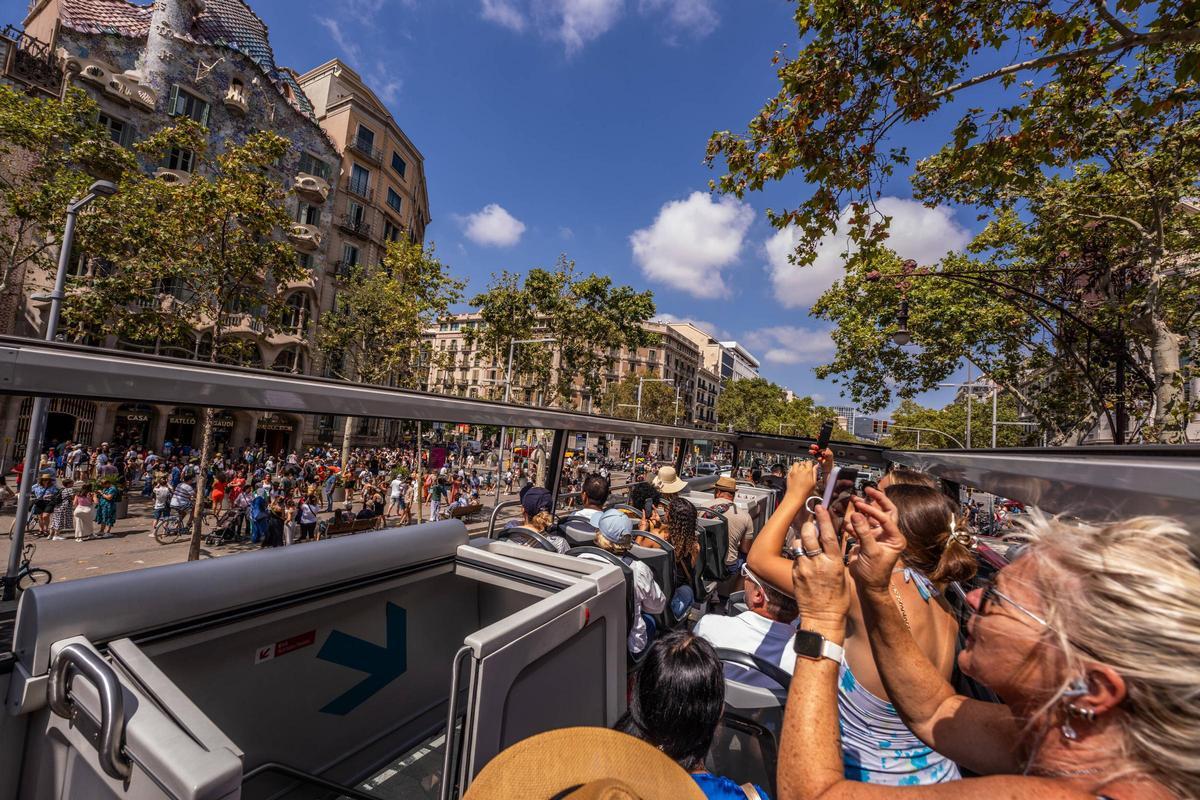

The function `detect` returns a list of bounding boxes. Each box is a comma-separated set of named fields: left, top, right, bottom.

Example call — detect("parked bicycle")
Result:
left=16, top=543, right=51, bottom=590
left=154, top=509, right=190, bottom=545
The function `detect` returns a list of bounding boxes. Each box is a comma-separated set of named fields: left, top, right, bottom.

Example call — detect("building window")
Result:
left=383, top=219, right=401, bottom=242
left=386, top=188, right=402, bottom=213
left=298, top=151, right=331, bottom=181
left=163, top=147, right=195, bottom=172
left=296, top=203, right=319, bottom=225
left=342, top=243, right=359, bottom=266
left=391, top=152, right=407, bottom=178
left=355, top=124, right=375, bottom=152
left=167, top=85, right=210, bottom=125
left=349, top=164, right=371, bottom=196
left=297, top=252, right=313, bottom=270
left=97, top=112, right=134, bottom=147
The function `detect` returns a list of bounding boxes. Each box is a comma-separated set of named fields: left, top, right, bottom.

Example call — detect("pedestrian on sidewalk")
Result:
left=50, top=477, right=78, bottom=540
left=95, top=479, right=120, bottom=538
left=72, top=485, right=95, bottom=541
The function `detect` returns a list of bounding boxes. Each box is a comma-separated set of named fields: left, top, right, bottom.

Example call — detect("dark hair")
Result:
left=628, top=481, right=660, bottom=511
left=884, top=484, right=977, bottom=584
left=665, top=496, right=698, bottom=567
left=582, top=474, right=610, bottom=506
left=885, top=465, right=939, bottom=489
left=771, top=463, right=785, bottom=476
left=750, top=469, right=762, bottom=483
left=615, top=632, right=724, bottom=770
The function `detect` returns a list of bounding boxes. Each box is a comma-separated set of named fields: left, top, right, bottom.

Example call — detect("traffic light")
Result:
left=871, top=420, right=890, bottom=434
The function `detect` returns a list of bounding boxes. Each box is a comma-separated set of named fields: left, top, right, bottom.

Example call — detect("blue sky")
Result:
left=8, top=0, right=987, bottom=413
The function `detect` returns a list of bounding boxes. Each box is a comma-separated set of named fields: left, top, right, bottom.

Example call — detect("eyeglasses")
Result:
left=741, top=563, right=766, bottom=594
left=977, top=581, right=1052, bottom=631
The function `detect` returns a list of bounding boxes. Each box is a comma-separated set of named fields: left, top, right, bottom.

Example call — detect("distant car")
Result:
left=718, top=464, right=734, bottom=477
left=694, top=462, right=720, bottom=476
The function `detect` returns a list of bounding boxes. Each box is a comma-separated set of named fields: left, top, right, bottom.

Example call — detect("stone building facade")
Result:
left=2, top=0, right=343, bottom=458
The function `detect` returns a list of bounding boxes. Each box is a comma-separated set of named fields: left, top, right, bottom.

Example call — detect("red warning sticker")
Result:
left=255, top=630, right=316, bottom=664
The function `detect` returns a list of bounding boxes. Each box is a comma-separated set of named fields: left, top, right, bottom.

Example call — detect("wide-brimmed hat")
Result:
left=653, top=466, right=688, bottom=494
left=463, top=727, right=705, bottom=799
left=714, top=476, right=738, bottom=493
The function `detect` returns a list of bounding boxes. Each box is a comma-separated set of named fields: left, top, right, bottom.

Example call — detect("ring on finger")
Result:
left=803, top=548, right=823, bottom=558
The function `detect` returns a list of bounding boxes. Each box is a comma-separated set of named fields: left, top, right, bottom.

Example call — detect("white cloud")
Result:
left=742, top=326, right=836, bottom=366
left=457, top=203, right=527, bottom=247
left=766, top=197, right=971, bottom=310
left=638, top=0, right=718, bottom=38
left=481, top=0, right=528, bottom=31
left=479, top=0, right=717, bottom=52
left=559, top=225, right=575, bottom=240
left=630, top=191, right=754, bottom=299
left=537, top=0, right=624, bottom=54
left=317, top=17, right=362, bottom=65
left=652, top=313, right=727, bottom=340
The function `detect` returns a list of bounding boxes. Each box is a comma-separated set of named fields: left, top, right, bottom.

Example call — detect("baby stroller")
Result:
left=203, top=507, right=247, bottom=547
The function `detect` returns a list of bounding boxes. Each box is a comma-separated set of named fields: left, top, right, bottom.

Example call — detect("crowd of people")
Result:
left=479, top=449, right=1199, bottom=800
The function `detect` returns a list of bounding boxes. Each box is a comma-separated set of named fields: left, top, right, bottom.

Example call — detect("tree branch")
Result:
left=1091, top=0, right=1137, bottom=39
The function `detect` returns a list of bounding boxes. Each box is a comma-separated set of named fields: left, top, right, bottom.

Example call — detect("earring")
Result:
left=1060, top=678, right=1091, bottom=740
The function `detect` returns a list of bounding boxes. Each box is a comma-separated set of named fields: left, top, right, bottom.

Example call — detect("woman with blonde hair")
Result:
left=780, top=495, right=1199, bottom=799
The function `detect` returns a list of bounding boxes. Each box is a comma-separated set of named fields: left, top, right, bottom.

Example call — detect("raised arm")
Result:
left=747, top=461, right=815, bottom=593
left=847, top=491, right=1023, bottom=776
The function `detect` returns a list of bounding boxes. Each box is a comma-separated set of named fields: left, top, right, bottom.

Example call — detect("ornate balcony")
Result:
left=337, top=214, right=371, bottom=239
left=154, top=168, right=192, bottom=186
left=2, top=26, right=63, bottom=96
left=63, top=53, right=155, bottom=110
left=288, top=223, right=322, bottom=251
left=347, top=136, right=381, bottom=165
left=294, top=172, right=330, bottom=203
left=342, top=178, right=373, bottom=202
left=217, top=313, right=264, bottom=335
left=223, top=83, right=248, bottom=115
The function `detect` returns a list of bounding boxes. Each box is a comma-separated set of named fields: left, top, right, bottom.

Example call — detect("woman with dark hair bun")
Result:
left=640, top=495, right=701, bottom=620
left=618, top=631, right=771, bottom=799
left=749, top=455, right=973, bottom=786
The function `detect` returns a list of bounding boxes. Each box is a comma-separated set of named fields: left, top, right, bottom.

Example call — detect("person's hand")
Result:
left=785, top=460, right=818, bottom=500
left=638, top=510, right=650, bottom=532
left=807, top=443, right=835, bottom=476
left=844, top=487, right=907, bottom=593
left=790, top=504, right=850, bottom=625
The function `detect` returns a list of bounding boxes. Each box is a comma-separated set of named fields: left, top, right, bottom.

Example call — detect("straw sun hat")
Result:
left=463, top=727, right=706, bottom=799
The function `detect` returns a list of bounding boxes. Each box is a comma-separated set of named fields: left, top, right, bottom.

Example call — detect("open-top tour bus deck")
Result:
left=0, top=337, right=1196, bottom=799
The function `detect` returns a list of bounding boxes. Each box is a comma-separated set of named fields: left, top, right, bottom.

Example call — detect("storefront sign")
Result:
left=258, top=417, right=294, bottom=432
left=213, top=417, right=235, bottom=429
left=168, top=415, right=197, bottom=425
left=122, top=413, right=151, bottom=423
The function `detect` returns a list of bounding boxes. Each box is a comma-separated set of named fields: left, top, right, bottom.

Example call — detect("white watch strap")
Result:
left=819, top=638, right=844, bottom=664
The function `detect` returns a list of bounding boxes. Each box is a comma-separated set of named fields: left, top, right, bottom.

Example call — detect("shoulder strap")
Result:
left=741, top=783, right=764, bottom=800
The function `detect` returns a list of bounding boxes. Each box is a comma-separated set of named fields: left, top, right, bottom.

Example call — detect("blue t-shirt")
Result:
left=692, top=772, right=769, bottom=799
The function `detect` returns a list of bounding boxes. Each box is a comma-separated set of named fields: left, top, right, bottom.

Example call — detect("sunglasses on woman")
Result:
left=976, top=581, right=1052, bottom=630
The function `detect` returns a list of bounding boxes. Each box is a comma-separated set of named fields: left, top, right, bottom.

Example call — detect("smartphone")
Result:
left=817, top=420, right=834, bottom=451
left=643, top=498, right=655, bottom=518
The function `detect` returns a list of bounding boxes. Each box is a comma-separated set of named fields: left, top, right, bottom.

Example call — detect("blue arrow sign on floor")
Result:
left=317, top=602, right=408, bottom=715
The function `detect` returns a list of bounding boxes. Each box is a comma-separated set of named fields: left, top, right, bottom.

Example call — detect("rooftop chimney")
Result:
left=139, top=0, right=206, bottom=99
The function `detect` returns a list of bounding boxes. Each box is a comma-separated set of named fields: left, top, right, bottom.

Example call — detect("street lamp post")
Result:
left=633, top=376, right=673, bottom=465
left=493, top=337, right=556, bottom=501
left=4, top=181, right=117, bottom=600
left=890, top=425, right=965, bottom=449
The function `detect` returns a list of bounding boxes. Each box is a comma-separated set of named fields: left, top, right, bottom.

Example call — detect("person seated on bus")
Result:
left=578, top=509, right=667, bottom=655
left=713, top=475, right=755, bottom=575
left=629, top=481, right=662, bottom=518
left=694, top=563, right=799, bottom=689
left=763, top=463, right=787, bottom=493
left=878, top=464, right=939, bottom=491
left=574, top=474, right=611, bottom=525
left=639, top=495, right=701, bottom=620
left=780, top=500, right=1199, bottom=800
left=617, top=631, right=772, bottom=799
left=749, top=459, right=974, bottom=786
left=509, top=484, right=569, bottom=554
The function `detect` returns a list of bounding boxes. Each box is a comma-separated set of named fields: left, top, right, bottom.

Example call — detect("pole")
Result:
left=991, top=384, right=998, bottom=448
left=414, top=420, right=422, bottom=524
left=5, top=204, right=81, bottom=599
left=916, top=429, right=921, bottom=450
left=633, top=379, right=643, bottom=468
left=965, top=362, right=973, bottom=449
left=494, top=339, right=516, bottom=503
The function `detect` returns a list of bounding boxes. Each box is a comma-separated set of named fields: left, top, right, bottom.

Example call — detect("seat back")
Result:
left=559, top=516, right=599, bottom=549
left=566, top=546, right=635, bottom=624
left=694, top=516, right=728, bottom=583
left=707, top=648, right=789, bottom=797
left=499, top=526, right=556, bottom=552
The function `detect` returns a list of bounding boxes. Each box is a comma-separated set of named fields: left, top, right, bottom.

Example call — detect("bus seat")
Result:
left=725, top=590, right=749, bottom=617
left=707, top=648, right=789, bottom=797
left=558, top=516, right=599, bottom=548
left=499, top=526, right=557, bottom=552
left=695, top=517, right=728, bottom=584
left=566, top=546, right=647, bottom=668
left=628, top=542, right=672, bottom=607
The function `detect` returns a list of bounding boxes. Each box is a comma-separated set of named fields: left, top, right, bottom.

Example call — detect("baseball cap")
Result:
left=520, top=485, right=553, bottom=517
left=596, top=509, right=633, bottom=549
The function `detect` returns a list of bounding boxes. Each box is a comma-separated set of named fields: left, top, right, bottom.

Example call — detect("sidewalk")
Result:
left=1, top=492, right=525, bottom=585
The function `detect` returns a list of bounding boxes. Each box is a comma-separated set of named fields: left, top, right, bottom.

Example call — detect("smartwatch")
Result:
left=793, top=629, right=844, bottom=663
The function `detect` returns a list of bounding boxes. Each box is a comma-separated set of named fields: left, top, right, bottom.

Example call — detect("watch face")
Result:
left=793, top=629, right=824, bottom=659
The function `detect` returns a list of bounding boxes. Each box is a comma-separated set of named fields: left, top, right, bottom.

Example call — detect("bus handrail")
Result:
left=242, top=762, right=378, bottom=800
left=439, top=645, right=473, bottom=800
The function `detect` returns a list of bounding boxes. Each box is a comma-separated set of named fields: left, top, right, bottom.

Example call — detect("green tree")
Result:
left=882, top=395, right=1037, bottom=450
left=707, top=0, right=1200, bottom=264
left=715, top=378, right=787, bottom=433
left=64, top=122, right=306, bottom=561
left=0, top=86, right=134, bottom=316
left=599, top=371, right=679, bottom=425
left=318, top=239, right=464, bottom=465
left=467, top=256, right=657, bottom=409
